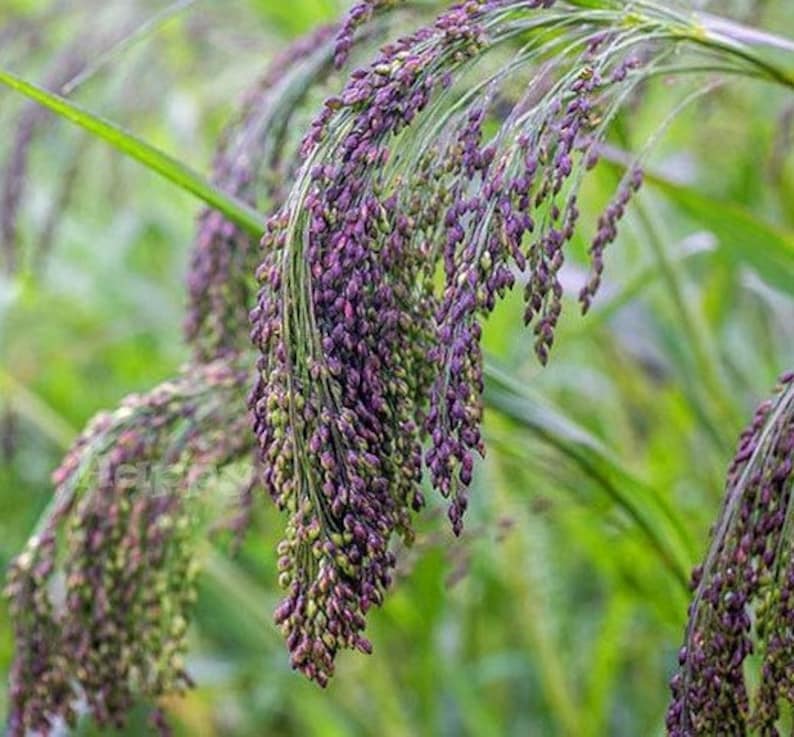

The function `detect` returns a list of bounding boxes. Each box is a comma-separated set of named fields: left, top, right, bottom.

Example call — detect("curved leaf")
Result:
left=0, top=67, right=267, bottom=238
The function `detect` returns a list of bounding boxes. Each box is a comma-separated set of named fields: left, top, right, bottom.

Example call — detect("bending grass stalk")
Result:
left=697, top=12, right=794, bottom=55
left=564, top=0, right=794, bottom=89
left=689, top=23, right=794, bottom=91
left=60, top=0, right=198, bottom=96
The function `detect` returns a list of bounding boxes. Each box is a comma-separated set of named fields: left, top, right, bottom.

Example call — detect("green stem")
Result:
left=688, top=29, right=794, bottom=91
left=697, top=12, right=794, bottom=55
left=564, top=0, right=794, bottom=90
left=0, top=67, right=268, bottom=238
left=666, top=7, right=794, bottom=89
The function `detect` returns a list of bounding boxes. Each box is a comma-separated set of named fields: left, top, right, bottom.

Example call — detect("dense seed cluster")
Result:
left=667, top=372, right=794, bottom=736
left=427, top=39, right=646, bottom=531
left=251, top=1, right=495, bottom=684
left=5, top=360, right=253, bottom=736
left=251, top=0, right=657, bottom=684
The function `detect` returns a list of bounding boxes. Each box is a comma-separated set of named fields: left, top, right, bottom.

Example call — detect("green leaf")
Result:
left=648, top=174, right=794, bottom=296
left=0, top=67, right=267, bottom=238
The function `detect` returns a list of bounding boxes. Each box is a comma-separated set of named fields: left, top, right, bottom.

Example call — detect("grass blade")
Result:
left=0, top=67, right=267, bottom=238
left=602, top=146, right=794, bottom=295
left=60, top=0, right=199, bottom=96
left=649, top=175, right=794, bottom=296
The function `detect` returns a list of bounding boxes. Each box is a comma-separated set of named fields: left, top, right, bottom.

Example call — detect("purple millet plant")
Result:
left=250, top=1, right=492, bottom=684
left=251, top=0, right=667, bottom=684
left=7, top=1, right=787, bottom=725
left=5, top=359, right=253, bottom=736
left=667, top=372, right=794, bottom=736
left=4, top=7, right=440, bottom=728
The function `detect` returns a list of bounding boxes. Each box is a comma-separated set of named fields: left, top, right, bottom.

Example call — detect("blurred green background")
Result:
left=1, top=1, right=793, bottom=735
